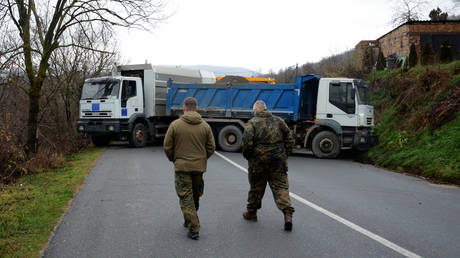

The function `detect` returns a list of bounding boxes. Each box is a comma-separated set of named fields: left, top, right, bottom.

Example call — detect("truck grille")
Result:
left=82, top=111, right=111, bottom=117
left=367, top=117, right=372, bottom=125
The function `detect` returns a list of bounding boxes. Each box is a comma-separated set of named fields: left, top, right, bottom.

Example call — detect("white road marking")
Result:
left=215, top=151, right=422, bottom=258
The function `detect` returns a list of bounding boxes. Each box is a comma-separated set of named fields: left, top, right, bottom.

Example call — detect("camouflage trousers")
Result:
left=247, top=161, right=295, bottom=214
left=175, top=171, right=204, bottom=233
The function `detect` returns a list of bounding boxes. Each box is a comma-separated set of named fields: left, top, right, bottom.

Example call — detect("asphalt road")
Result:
left=43, top=145, right=460, bottom=258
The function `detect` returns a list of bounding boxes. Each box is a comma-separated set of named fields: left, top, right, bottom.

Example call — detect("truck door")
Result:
left=120, top=79, right=143, bottom=118
left=325, top=81, right=357, bottom=127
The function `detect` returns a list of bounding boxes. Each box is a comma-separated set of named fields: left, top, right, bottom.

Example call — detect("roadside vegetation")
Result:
left=0, top=146, right=106, bottom=258
left=0, top=2, right=165, bottom=257
left=0, top=1, right=167, bottom=184
left=363, top=62, right=460, bottom=184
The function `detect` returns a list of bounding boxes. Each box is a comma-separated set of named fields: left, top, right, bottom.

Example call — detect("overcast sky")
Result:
left=117, top=0, right=455, bottom=73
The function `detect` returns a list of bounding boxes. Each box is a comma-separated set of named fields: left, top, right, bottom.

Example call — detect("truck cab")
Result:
left=311, top=78, right=376, bottom=157
left=77, top=76, right=146, bottom=146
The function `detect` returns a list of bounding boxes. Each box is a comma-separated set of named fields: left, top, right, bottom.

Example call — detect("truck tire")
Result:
left=312, top=131, right=340, bottom=158
left=91, top=135, right=111, bottom=147
left=129, top=123, right=148, bottom=147
left=218, top=125, right=243, bottom=152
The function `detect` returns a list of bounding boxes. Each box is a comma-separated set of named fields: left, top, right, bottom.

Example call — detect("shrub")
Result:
left=362, top=47, right=372, bottom=73
left=440, top=38, right=453, bottom=63
left=421, top=43, right=435, bottom=65
left=376, top=51, right=386, bottom=71
left=409, top=43, right=418, bottom=67
left=0, top=115, right=26, bottom=183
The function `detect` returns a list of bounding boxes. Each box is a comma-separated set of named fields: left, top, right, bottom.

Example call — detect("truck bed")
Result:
left=167, top=82, right=304, bottom=121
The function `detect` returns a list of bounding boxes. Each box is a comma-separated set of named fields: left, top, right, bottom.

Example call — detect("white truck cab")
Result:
left=311, top=78, right=375, bottom=155
left=79, top=76, right=144, bottom=120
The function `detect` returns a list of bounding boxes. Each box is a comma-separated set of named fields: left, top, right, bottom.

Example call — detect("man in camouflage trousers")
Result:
left=164, top=97, right=215, bottom=240
left=242, top=100, right=295, bottom=231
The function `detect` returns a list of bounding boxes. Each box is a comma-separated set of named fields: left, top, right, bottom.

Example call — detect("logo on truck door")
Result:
left=121, top=108, right=127, bottom=116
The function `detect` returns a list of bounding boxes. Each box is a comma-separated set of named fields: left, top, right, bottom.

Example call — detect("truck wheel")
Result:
left=218, top=125, right=243, bottom=152
left=312, top=131, right=340, bottom=158
left=91, top=135, right=111, bottom=147
left=129, top=123, right=148, bottom=147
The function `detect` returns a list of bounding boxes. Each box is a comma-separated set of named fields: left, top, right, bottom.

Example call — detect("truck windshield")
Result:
left=81, top=79, right=120, bottom=100
left=354, top=79, right=371, bottom=105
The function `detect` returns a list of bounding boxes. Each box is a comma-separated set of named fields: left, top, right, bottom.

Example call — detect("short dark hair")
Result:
left=183, top=97, right=198, bottom=111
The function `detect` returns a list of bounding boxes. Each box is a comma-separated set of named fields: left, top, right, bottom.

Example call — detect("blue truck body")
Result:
left=166, top=75, right=320, bottom=122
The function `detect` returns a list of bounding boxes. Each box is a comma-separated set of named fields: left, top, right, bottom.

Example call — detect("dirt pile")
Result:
left=216, top=75, right=249, bottom=85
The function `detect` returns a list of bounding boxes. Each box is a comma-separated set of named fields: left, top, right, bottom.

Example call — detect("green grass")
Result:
left=367, top=113, right=460, bottom=182
left=0, top=146, right=106, bottom=258
left=363, top=61, right=460, bottom=184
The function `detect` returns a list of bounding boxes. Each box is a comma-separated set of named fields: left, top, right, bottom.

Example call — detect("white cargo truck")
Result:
left=77, top=64, right=216, bottom=146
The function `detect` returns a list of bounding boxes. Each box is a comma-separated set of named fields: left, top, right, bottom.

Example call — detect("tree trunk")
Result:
left=26, top=82, right=41, bottom=154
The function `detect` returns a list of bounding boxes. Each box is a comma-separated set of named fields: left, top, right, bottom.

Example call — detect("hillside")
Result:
left=363, top=62, right=460, bottom=184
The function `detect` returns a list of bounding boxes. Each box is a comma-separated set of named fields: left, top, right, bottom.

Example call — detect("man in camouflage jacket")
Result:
left=242, top=100, right=295, bottom=231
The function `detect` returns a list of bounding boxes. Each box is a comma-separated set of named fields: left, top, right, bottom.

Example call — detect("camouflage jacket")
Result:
left=242, top=110, right=294, bottom=164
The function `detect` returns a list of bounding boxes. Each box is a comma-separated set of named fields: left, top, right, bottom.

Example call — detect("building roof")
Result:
left=377, top=20, right=460, bottom=41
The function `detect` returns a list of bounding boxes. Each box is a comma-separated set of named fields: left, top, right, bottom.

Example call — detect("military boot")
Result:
left=187, top=231, right=199, bottom=240
left=242, top=210, right=258, bottom=221
left=284, top=211, right=293, bottom=231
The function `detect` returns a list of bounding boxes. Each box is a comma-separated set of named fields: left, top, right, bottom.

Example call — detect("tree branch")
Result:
left=56, top=43, right=115, bottom=54
left=29, top=0, right=44, bottom=45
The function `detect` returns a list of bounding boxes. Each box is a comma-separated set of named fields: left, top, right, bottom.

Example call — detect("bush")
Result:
left=440, top=38, right=453, bottom=63
left=409, top=43, right=418, bottom=67
left=0, top=114, right=26, bottom=183
left=0, top=76, right=90, bottom=184
left=421, top=43, right=435, bottom=65
left=362, top=47, right=372, bottom=73
left=376, top=51, right=386, bottom=71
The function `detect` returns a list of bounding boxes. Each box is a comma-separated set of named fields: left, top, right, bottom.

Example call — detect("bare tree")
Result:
left=391, top=0, right=428, bottom=26
left=0, top=0, right=167, bottom=154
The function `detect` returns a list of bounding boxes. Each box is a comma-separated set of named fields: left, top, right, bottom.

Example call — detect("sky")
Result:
left=117, top=0, right=455, bottom=73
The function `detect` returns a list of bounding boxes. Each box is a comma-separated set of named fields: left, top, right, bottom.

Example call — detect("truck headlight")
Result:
left=108, top=125, right=115, bottom=131
left=78, top=125, right=84, bottom=132
left=360, top=137, right=366, bottom=143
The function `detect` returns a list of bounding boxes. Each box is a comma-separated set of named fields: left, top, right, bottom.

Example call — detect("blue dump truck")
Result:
left=167, top=75, right=377, bottom=158
left=78, top=64, right=376, bottom=158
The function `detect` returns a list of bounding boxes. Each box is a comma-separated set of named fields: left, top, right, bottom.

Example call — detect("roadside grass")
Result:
left=364, top=61, right=460, bottom=184
left=367, top=112, right=460, bottom=183
left=0, top=145, right=106, bottom=258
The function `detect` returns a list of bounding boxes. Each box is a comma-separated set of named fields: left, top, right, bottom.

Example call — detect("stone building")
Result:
left=355, top=20, right=460, bottom=68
